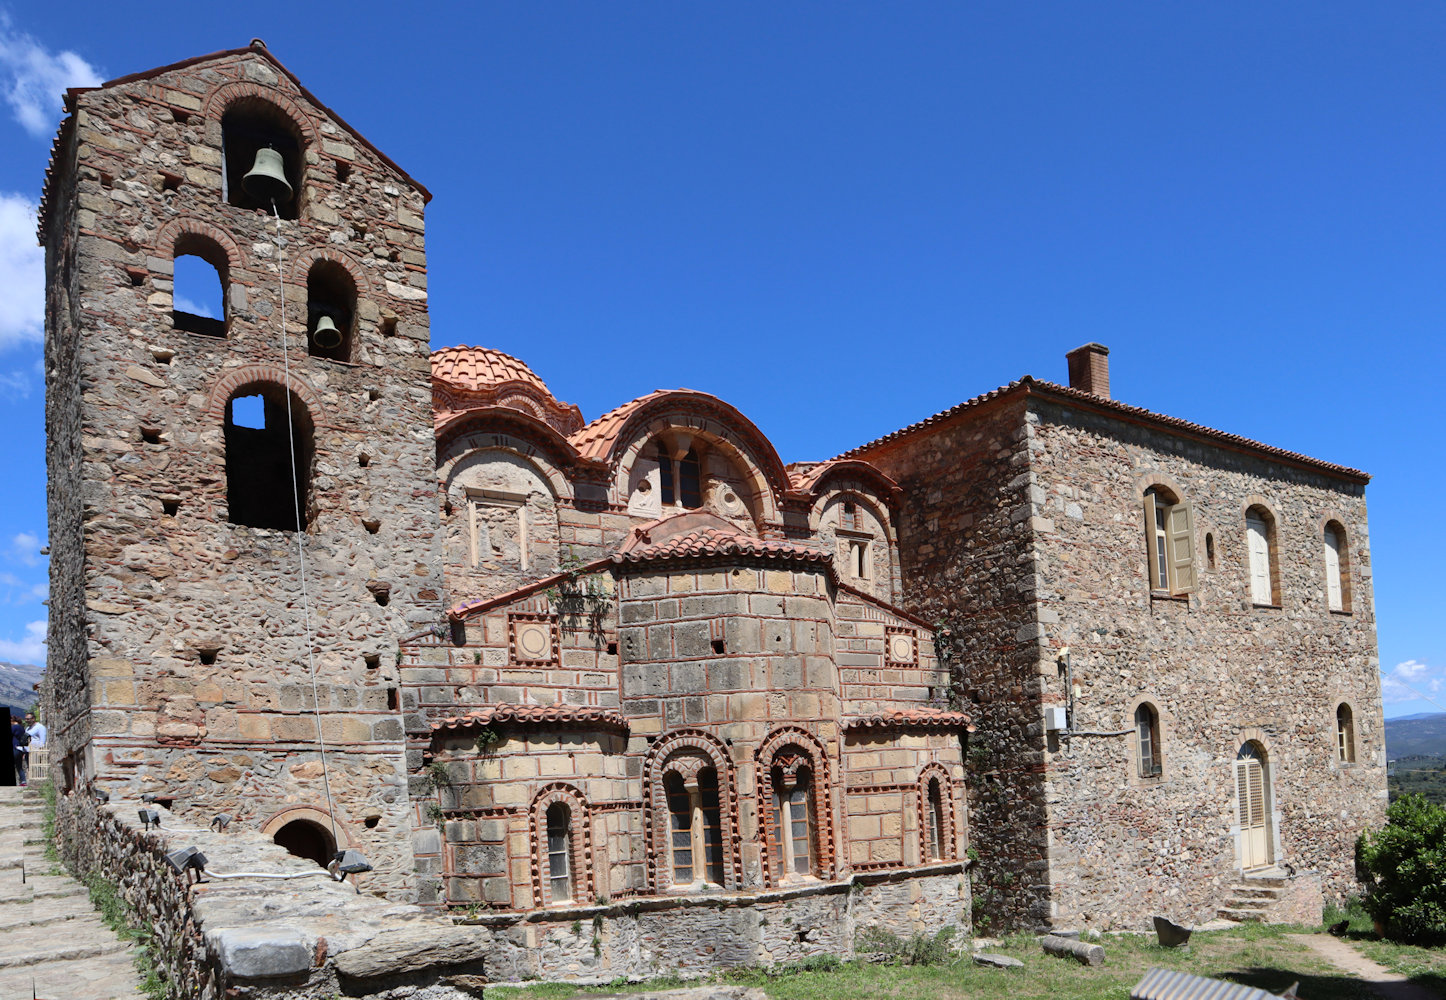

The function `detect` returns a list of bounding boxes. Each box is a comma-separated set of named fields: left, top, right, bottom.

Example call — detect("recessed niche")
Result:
left=367, top=388, right=381, bottom=401
left=386, top=688, right=398, bottom=710
left=126, top=268, right=147, bottom=287
left=140, top=427, right=163, bottom=444
left=160, top=172, right=182, bottom=193
left=358, top=453, right=371, bottom=468
left=336, top=160, right=352, bottom=182
left=363, top=653, right=380, bottom=670
left=198, top=648, right=219, bottom=665
left=606, top=641, right=618, bottom=656
left=711, top=638, right=725, bottom=655
left=172, top=109, right=191, bottom=125
left=368, top=582, right=392, bottom=607
left=151, top=348, right=174, bottom=365
left=364, top=815, right=380, bottom=829
left=99, top=172, right=114, bottom=188
left=161, top=499, right=180, bottom=517
left=362, top=518, right=381, bottom=535
left=379, top=317, right=397, bottom=338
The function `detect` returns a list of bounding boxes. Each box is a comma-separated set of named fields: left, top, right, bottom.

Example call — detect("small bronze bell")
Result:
left=312, top=315, right=343, bottom=349
left=242, top=147, right=293, bottom=204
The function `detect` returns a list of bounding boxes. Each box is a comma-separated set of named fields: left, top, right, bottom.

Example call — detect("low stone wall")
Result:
left=57, top=790, right=968, bottom=992
left=57, top=790, right=487, bottom=998
left=469, top=864, right=970, bottom=983
left=1274, top=871, right=1324, bottom=926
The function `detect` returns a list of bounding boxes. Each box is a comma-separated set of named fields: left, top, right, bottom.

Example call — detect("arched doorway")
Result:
left=272, top=818, right=336, bottom=869
left=1235, top=742, right=1274, bottom=871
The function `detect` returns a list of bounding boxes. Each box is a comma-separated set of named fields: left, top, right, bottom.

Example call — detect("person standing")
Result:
left=9, top=717, right=28, bottom=787
left=24, top=713, right=45, bottom=749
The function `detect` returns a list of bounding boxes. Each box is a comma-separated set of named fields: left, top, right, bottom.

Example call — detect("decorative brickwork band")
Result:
left=642, top=729, right=742, bottom=892
left=205, top=365, right=329, bottom=428
left=529, top=783, right=592, bottom=909
left=755, top=726, right=835, bottom=886
left=153, top=217, right=243, bottom=273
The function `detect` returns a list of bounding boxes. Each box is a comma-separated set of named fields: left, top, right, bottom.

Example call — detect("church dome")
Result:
left=432, top=346, right=553, bottom=396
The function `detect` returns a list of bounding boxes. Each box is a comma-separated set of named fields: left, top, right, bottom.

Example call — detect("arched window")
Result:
left=306, top=260, right=356, bottom=361
left=1144, top=486, right=1195, bottom=595
left=1324, top=522, right=1351, bottom=613
left=770, top=762, right=816, bottom=879
left=664, top=767, right=724, bottom=887
left=545, top=802, right=573, bottom=903
left=1246, top=506, right=1280, bottom=606
left=172, top=234, right=228, bottom=337
left=1337, top=704, right=1356, bottom=764
left=678, top=448, right=702, bottom=508
left=222, top=99, right=304, bottom=219
left=656, top=441, right=675, bottom=506
left=1135, top=703, right=1162, bottom=778
left=925, top=778, right=946, bottom=861
left=224, top=385, right=314, bottom=531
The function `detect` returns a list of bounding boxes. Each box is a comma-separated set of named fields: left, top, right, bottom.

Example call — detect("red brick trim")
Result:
left=153, top=217, right=242, bottom=273
left=916, top=763, right=956, bottom=863
left=642, top=729, right=742, bottom=892
left=205, top=364, right=329, bottom=428
left=290, top=245, right=371, bottom=297
left=529, top=783, right=592, bottom=908
left=204, top=80, right=319, bottom=145
left=755, top=726, right=835, bottom=886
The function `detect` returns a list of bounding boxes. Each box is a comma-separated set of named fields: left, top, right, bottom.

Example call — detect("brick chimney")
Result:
left=1065, top=343, right=1110, bottom=399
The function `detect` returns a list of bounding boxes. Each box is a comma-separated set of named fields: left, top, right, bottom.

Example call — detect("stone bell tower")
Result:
left=39, top=41, right=440, bottom=895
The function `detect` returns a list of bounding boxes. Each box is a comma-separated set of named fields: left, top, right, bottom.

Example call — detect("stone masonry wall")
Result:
left=1026, top=397, right=1385, bottom=929
left=44, top=46, right=439, bottom=895
left=854, top=397, right=1051, bottom=930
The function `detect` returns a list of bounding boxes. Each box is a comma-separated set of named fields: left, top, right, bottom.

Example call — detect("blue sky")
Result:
left=0, top=3, right=1442, bottom=717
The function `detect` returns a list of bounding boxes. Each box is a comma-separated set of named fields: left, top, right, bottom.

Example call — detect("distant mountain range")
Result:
left=1385, top=712, right=1446, bottom=759
left=0, top=661, right=42, bottom=715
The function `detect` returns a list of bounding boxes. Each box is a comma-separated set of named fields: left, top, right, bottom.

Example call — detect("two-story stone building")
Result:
left=39, top=41, right=1384, bottom=977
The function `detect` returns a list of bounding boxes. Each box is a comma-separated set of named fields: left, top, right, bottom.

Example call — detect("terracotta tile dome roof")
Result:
left=432, top=346, right=553, bottom=395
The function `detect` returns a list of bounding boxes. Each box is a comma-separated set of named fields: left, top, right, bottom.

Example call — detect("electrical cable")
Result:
left=272, top=200, right=340, bottom=849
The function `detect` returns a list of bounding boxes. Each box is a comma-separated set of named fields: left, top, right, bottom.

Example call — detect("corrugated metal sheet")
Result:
left=1131, top=968, right=1292, bottom=1000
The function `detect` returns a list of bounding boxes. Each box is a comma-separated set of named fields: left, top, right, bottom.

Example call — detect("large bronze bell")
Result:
left=242, top=147, right=293, bottom=204
left=312, top=315, right=343, bottom=349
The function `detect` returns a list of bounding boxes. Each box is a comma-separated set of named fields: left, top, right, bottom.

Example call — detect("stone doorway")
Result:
left=1235, top=741, right=1274, bottom=871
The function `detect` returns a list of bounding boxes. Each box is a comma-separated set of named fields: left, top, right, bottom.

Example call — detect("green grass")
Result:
left=1323, top=896, right=1446, bottom=998
left=486, top=924, right=1383, bottom=1000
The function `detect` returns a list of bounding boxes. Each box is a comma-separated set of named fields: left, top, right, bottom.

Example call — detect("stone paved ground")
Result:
left=0, top=786, right=143, bottom=1000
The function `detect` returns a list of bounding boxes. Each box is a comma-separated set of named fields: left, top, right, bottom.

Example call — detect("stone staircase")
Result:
left=0, top=785, right=143, bottom=1000
left=1217, top=870, right=1293, bottom=923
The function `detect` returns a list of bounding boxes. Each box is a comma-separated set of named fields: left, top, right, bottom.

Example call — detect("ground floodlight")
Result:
left=93, top=789, right=110, bottom=804
left=141, top=793, right=158, bottom=804
left=138, top=808, right=160, bottom=830
left=332, top=850, right=373, bottom=875
left=164, top=846, right=208, bottom=883
left=210, top=813, right=232, bottom=832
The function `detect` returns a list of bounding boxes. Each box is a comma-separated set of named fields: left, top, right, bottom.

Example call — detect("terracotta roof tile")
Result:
left=567, top=390, right=682, bottom=462
left=432, top=346, right=553, bottom=396
left=843, top=709, right=974, bottom=733
left=431, top=704, right=628, bottom=734
left=613, top=526, right=829, bottom=566
left=837, top=377, right=1369, bottom=484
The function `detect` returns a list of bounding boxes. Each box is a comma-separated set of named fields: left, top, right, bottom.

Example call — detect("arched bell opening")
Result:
left=272, top=818, right=335, bottom=869
left=222, top=97, right=304, bottom=219
left=306, top=260, right=356, bottom=362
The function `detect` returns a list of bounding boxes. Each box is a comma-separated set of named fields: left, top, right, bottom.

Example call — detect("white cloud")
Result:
left=0, top=619, right=44, bottom=664
left=7, top=532, right=40, bottom=567
left=1382, top=659, right=1445, bottom=709
left=0, top=14, right=101, bottom=137
left=173, top=295, right=215, bottom=319
left=0, top=192, right=42, bottom=349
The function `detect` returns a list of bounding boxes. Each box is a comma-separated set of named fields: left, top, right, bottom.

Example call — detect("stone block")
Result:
left=209, top=926, right=311, bottom=980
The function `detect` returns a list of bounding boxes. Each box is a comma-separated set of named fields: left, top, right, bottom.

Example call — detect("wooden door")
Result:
left=1236, top=744, right=1273, bottom=870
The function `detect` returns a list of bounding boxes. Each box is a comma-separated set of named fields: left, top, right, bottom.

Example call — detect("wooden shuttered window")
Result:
left=1235, top=744, right=1273, bottom=870
left=1324, top=526, right=1345, bottom=612
left=1144, top=488, right=1196, bottom=595
left=1135, top=704, right=1162, bottom=778
left=1246, top=513, right=1273, bottom=605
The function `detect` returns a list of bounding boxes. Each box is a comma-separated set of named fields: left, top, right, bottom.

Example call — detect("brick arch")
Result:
left=917, top=762, right=957, bottom=862
left=529, top=783, right=592, bottom=908
left=206, top=365, right=329, bottom=429
left=290, top=246, right=372, bottom=297
left=755, top=726, right=835, bottom=885
left=642, top=729, right=741, bottom=891
left=1134, top=471, right=1188, bottom=505
left=436, top=429, right=574, bottom=503
left=205, top=81, right=318, bottom=145
left=153, top=217, right=243, bottom=273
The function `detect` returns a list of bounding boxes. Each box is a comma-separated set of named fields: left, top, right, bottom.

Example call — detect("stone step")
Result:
left=1227, top=886, right=1282, bottom=900
left=1238, top=875, right=1289, bottom=887
left=0, top=886, right=74, bottom=906
left=1218, top=906, right=1269, bottom=922
left=0, top=936, right=130, bottom=970
left=0, top=950, right=145, bottom=1000
left=0, top=903, right=105, bottom=933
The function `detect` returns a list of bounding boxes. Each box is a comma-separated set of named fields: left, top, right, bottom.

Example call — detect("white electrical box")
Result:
left=1044, top=706, right=1068, bottom=732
